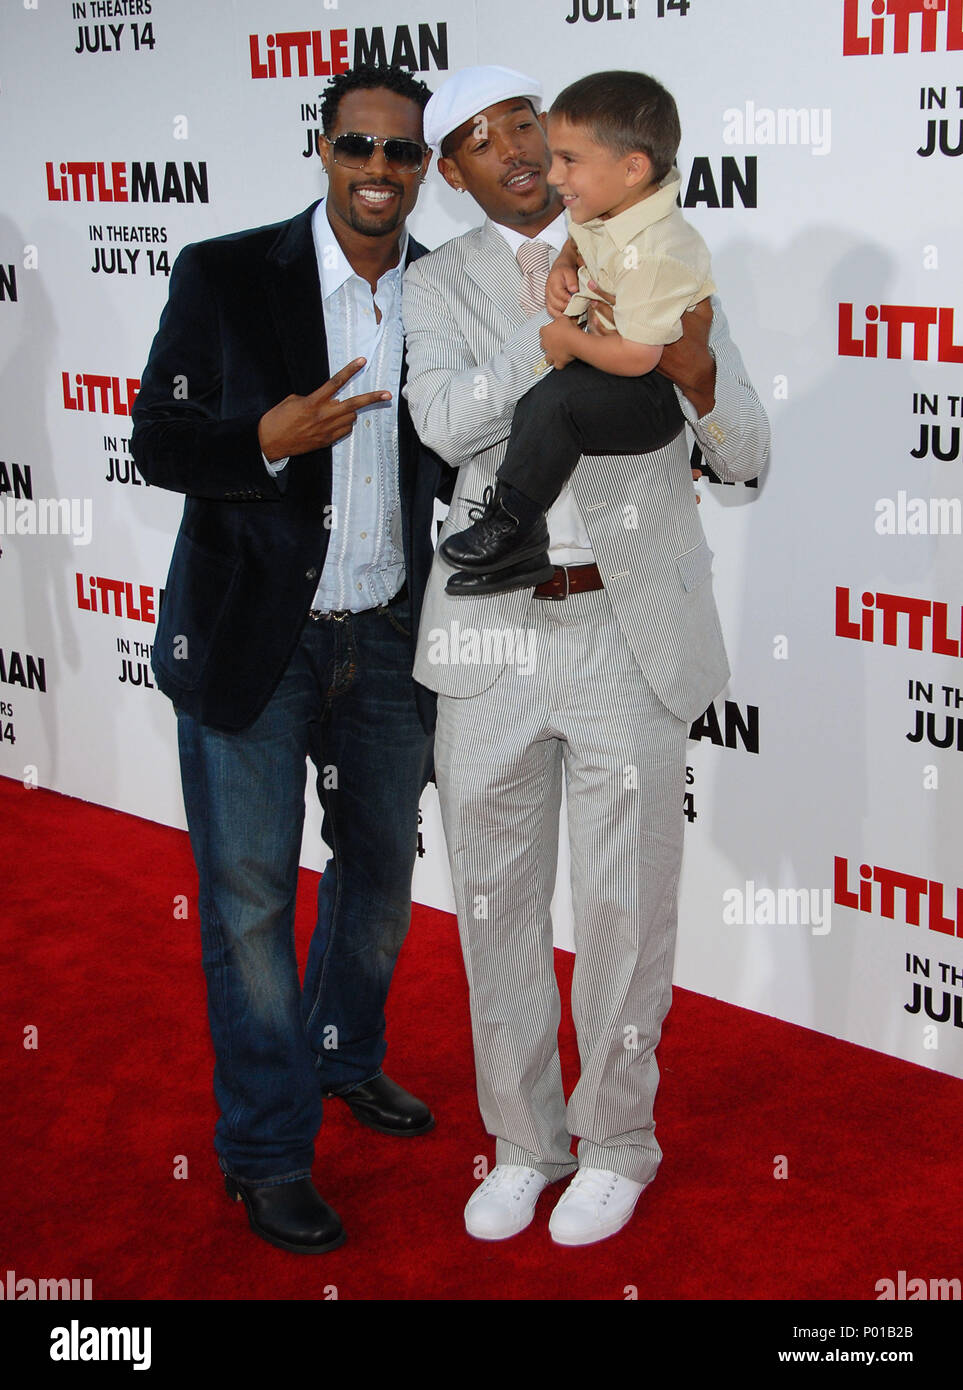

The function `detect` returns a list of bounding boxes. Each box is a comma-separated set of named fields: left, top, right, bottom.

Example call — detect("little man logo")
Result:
left=835, top=586, right=962, bottom=656
left=688, top=698, right=759, bottom=753
left=76, top=574, right=160, bottom=623
left=0, top=460, right=32, bottom=498
left=46, top=161, right=208, bottom=204
left=249, top=24, right=448, bottom=78
left=843, top=0, right=963, bottom=55
left=63, top=373, right=140, bottom=416
left=838, top=304, right=963, bottom=361
left=0, top=648, right=46, bottom=692
left=834, top=854, right=963, bottom=936
left=679, top=157, right=756, bottom=209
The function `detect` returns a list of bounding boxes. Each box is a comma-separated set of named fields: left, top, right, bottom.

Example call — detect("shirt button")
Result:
left=365, top=476, right=371, bottom=484
left=364, top=418, right=372, bottom=429
left=357, top=582, right=363, bottom=591
left=360, top=531, right=367, bottom=539
left=305, top=568, right=318, bottom=581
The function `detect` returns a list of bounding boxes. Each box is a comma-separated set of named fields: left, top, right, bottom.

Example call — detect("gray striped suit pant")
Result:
left=433, top=586, right=688, bottom=1186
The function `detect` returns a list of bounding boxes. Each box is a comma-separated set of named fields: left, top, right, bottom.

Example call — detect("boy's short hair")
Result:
left=550, top=71, right=681, bottom=184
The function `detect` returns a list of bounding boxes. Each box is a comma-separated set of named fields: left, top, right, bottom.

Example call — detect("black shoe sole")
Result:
left=446, top=563, right=555, bottom=596
left=224, top=1177, right=346, bottom=1254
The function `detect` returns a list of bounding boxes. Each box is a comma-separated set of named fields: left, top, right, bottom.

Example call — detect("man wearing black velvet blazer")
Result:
left=131, top=65, right=450, bottom=1254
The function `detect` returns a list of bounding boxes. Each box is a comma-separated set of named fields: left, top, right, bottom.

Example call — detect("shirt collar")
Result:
left=575, top=170, right=681, bottom=252
left=312, top=198, right=409, bottom=300
left=490, top=209, right=569, bottom=259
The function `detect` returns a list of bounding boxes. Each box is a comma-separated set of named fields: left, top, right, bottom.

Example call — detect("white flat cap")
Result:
left=423, top=65, right=543, bottom=154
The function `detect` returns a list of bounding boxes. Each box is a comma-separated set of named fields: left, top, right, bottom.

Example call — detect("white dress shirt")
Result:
left=266, top=199, right=407, bottom=612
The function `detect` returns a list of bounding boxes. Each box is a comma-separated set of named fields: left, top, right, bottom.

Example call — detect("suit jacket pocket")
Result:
left=153, top=530, right=239, bottom=693
left=676, top=537, right=714, bottom=593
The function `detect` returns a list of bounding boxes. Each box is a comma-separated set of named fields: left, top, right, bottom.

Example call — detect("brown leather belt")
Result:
left=533, top=562, right=604, bottom=601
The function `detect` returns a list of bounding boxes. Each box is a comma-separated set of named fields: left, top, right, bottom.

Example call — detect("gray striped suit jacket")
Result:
left=402, top=218, right=769, bottom=721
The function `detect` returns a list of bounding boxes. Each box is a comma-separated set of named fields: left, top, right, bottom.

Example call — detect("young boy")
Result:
left=440, top=70, right=715, bottom=593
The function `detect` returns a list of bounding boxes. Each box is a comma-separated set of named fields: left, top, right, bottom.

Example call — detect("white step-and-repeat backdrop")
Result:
left=2, top=0, right=961, bottom=1079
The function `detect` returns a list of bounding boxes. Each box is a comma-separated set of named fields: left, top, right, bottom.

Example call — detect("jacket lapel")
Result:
left=464, top=221, right=528, bottom=335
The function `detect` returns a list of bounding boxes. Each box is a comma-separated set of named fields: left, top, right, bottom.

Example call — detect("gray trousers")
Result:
left=433, top=586, right=688, bottom=1186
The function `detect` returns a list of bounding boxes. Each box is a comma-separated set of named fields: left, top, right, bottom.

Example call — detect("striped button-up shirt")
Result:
left=311, top=198, right=406, bottom=612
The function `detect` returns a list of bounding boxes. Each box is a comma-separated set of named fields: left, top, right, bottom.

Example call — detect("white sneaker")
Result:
left=464, top=1164, right=549, bottom=1240
left=548, top=1168, right=646, bottom=1246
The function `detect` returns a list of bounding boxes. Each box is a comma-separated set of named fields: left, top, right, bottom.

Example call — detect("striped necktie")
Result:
left=516, top=239, right=551, bottom=317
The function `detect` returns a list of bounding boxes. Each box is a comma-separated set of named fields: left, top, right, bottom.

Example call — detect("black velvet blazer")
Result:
left=131, top=203, right=450, bottom=732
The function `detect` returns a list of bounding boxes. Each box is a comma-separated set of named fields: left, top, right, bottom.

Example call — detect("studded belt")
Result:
left=307, top=582, right=408, bottom=622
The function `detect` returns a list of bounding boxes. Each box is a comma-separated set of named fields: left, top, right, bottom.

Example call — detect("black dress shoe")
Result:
left=440, top=485, right=550, bottom=572
left=328, top=1074, right=435, bottom=1136
left=446, top=555, right=555, bottom=596
left=224, top=1175, right=345, bottom=1254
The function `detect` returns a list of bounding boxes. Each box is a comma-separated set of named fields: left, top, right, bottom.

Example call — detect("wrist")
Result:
left=258, top=413, right=280, bottom=462
left=684, top=362, right=717, bottom=418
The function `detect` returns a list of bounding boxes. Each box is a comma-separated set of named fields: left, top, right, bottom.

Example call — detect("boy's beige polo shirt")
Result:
left=565, top=170, right=716, bottom=345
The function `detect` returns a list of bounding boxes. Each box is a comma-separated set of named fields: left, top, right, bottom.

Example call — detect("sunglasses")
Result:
left=329, top=132, right=428, bottom=173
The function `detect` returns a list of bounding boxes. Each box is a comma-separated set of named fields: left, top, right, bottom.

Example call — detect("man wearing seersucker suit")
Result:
left=402, top=64, right=770, bottom=1248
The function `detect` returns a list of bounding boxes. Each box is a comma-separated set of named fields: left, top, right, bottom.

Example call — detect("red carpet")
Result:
left=4, top=775, right=961, bottom=1303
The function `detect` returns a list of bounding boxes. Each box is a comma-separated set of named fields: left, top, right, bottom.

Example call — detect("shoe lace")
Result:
left=463, top=486, right=496, bottom=523
left=566, top=1170, right=619, bottom=1206
left=477, top=1164, right=538, bottom=1197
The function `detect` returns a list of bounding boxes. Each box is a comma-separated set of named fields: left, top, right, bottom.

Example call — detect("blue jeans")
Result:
left=176, top=593, right=432, bottom=1183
